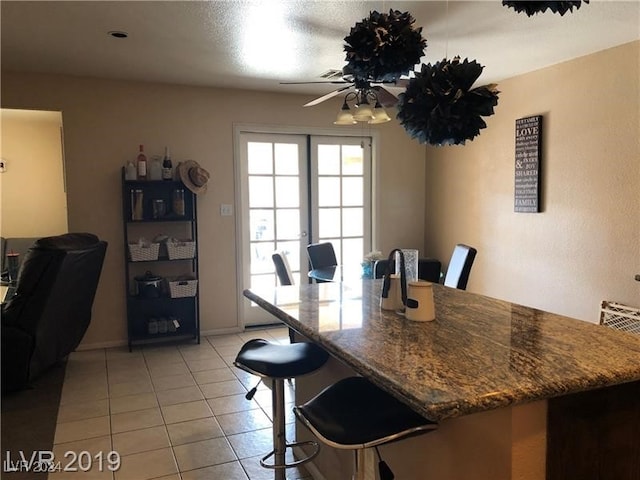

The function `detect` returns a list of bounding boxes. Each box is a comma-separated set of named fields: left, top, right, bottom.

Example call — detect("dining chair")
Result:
left=272, top=251, right=294, bottom=286
left=443, top=244, right=477, bottom=290
left=271, top=251, right=297, bottom=344
left=306, top=242, right=337, bottom=270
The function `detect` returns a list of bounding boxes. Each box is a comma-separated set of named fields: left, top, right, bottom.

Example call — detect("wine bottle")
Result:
left=162, top=147, right=173, bottom=180
left=137, top=144, right=147, bottom=180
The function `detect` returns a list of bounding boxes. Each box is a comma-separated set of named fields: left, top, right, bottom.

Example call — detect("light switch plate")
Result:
left=220, top=204, right=233, bottom=216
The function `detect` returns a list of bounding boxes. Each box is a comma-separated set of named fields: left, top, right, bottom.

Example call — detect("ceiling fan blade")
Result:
left=371, top=86, right=401, bottom=108
left=280, top=80, right=350, bottom=85
left=303, top=85, right=352, bottom=107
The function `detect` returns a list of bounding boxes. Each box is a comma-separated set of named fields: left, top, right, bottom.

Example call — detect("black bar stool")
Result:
left=294, top=376, right=438, bottom=480
left=234, top=338, right=329, bottom=480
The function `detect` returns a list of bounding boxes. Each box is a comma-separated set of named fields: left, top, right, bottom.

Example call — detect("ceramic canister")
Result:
left=405, top=280, right=436, bottom=322
left=380, top=274, right=404, bottom=311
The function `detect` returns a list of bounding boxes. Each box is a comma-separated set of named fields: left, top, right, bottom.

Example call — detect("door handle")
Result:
left=300, top=231, right=308, bottom=238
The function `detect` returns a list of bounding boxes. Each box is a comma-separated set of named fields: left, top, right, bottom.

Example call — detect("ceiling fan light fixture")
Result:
left=369, top=102, right=391, bottom=124
left=353, top=96, right=374, bottom=122
left=334, top=101, right=357, bottom=125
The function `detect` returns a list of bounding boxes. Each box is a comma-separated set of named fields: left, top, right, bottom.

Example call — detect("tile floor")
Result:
left=50, top=327, right=312, bottom=480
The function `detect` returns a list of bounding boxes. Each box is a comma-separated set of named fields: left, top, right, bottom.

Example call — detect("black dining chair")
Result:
left=306, top=242, right=337, bottom=270
left=272, top=251, right=293, bottom=286
left=306, top=242, right=337, bottom=283
left=443, top=244, right=477, bottom=290
left=271, top=251, right=296, bottom=344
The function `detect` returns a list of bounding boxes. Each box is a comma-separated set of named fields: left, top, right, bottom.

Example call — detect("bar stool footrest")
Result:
left=259, top=440, right=320, bottom=470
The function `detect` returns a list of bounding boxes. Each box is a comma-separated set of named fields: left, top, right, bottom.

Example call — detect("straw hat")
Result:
left=177, top=160, right=210, bottom=194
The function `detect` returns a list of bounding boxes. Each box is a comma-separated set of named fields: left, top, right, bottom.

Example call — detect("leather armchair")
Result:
left=1, top=233, right=107, bottom=392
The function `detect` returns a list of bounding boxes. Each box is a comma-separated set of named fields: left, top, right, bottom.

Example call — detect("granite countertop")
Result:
left=244, top=280, right=640, bottom=422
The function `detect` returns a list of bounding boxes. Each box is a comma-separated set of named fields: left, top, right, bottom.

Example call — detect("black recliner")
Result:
left=1, top=233, right=107, bottom=392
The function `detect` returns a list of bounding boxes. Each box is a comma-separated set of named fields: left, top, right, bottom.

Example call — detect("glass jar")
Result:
left=131, top=189, right=144, bottom=220
left=172, top=189, right=185, bottom=216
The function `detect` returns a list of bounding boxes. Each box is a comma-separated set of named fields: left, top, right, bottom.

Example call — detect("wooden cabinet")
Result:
left=121, top=169, right=199, bottom=351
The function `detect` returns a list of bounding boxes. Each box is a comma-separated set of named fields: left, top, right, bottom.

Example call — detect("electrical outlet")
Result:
left=220, top=204, right=233, bottom=216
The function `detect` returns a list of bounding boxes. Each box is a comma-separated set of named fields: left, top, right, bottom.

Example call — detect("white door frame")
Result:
left=233, top=123, right=380, bottom=329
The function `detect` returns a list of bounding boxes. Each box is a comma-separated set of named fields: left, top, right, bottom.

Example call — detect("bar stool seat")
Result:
left=294, top=376, right=437, bottom=479
left=234, top=338, right=329, bottom=480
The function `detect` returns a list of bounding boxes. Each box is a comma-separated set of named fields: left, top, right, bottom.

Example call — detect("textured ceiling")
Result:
left=1, top=1, right=639, bottom=98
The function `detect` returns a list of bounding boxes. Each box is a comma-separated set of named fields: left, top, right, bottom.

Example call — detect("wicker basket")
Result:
left=167, top=276, right=198, bottom=298
left=128, top=243, right=160, bottom=262
left=600, top=301, right=640, bottom=335
left=166, top=240, right=196, bottom=260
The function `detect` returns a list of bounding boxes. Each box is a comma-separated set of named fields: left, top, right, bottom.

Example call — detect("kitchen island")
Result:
left=244, top=280, right=640, bottom=480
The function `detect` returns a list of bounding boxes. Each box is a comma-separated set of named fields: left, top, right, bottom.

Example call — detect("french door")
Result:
left=236, top=130, right=372, bottom=326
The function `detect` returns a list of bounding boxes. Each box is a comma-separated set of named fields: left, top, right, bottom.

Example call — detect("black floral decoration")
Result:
left=502, top=1, right=589, bottom=16
left=396, top=57, right=500, bottom=146
left=344, top=9, right=427, bottom=82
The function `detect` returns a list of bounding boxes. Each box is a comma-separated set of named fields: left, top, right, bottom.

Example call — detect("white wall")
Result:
left=0, top=108, right=68, bottom=237
left=424, top=41, right=640, bottom=323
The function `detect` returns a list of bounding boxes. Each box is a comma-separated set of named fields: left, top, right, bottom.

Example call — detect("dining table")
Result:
left=244, top=278, right=640, bottom=480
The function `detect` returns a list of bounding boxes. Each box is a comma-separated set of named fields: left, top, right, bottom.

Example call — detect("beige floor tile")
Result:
left=199, top=379, right=246, bottom=399
left=207, top=393, right=259, bottom=416
left=211, top=344, right=243, bottom=357
left=185, top=357, right=227, bottom=372
left=108, top=368, right=151, bottom=386
left=172, top=436, right=236, bottom=471
left=113, top=447, right=177, bottom=480
left=165, top=417, right=224, bottom=446
left=109, top=392, right=158, bottom=415
left=57, top=398, right=109, bottom=424
left=111, top=407, right=164, bottom=434
left=217, top=408, right=273, bottom=436
left=52, top=435, right=112, bottom=460
left=232, top=369, right=260, bottom=388
left=147, top=361, right=190, bottom=379
left=107, top=356, right=148, bottom=372
left=109, top=379, right=154, bottom=398
left=152, top=373, right=196, bottom=391
left=180, top=461, right=249, bottom=480
left=54, top=415, right=111, bottom=444
left=160, top=400, right=212, bottom=425
left=241, top=452, right=310, bottom=480
left=155, top=386, right=203, bottom=406
left=49, top=467, right=114, bottom=480
left=60, top=382, right=109, bottom=406
left=112, top=425, right=170, bottom=456
left=206, top=334, right=245, bottom=348
left=105, top=346, right=143, bottom=361
left=192, top=367, right=236, bottom=385
left=226, top=427, right=273, bottom=460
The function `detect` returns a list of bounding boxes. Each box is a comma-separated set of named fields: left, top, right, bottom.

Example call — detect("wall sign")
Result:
left=514, top=115, right=542, bottom=213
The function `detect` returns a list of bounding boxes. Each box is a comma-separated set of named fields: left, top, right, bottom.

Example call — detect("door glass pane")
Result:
left=251, top=273, right=276, bottom=290
left=342, top=145, right=363, bottom=175
left=276, top=209, right=300, bottom=240
left=249, top=177, right=273, bottom=208
left=317, top=145, right=340, bottom=174
left=318, top=177, right=340, bottom=207
left=274, top=144, right=298, bottom=174
left=250, top=209, right=274, bottom=241
left=248, top=142, right=273, bottom=174
left=342, top=238, right=363, bottom=269
left=342, top=208, right=363, bottom=237
left=276, top=241, right=301, bottom=272
left=342, top=177, right=362, bottom=206
left=275, top=177, right=299, bottom=208
left=251, top=242, right=275, bottom=274
left=318, top=208, right=341, bottom=238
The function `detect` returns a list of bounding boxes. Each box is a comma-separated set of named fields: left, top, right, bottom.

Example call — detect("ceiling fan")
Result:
left=282, top=67, right=408, bottom=108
